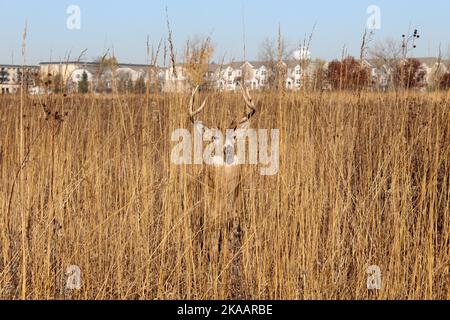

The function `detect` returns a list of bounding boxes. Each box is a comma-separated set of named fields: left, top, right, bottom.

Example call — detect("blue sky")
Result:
left=1, top=0, right=449, bottom=65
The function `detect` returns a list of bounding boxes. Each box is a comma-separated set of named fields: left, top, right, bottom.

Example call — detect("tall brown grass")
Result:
left=0, top=90, right=448, bottom=299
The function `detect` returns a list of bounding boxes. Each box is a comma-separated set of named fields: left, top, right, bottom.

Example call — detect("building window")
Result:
left=261, top=70, right=267, bottom=76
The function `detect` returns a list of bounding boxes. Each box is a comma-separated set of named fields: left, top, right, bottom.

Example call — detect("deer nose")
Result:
left=224, top=145, right=234, bottom=165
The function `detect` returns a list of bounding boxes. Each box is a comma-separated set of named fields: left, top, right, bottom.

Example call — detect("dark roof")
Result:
left=225, top=61, right=267, bottom=69
left=39, top=61, right=151, bottom=68
left=0, top=64, right=39, bottom=68
left=366, top=57, right=450, bottom=68
left=223, top=60, right=318, bottom=69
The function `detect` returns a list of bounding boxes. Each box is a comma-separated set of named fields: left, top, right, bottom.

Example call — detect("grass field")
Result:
left=0, top=90, right=448, bottom=299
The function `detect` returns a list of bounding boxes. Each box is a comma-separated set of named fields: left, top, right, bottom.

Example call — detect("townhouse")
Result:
left=161, top=60, right=321, bottom=93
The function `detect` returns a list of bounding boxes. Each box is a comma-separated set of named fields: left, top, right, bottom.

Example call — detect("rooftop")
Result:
left=0, top=64, right=39, bottom=68
left=39, top=61, right=152, bottom=68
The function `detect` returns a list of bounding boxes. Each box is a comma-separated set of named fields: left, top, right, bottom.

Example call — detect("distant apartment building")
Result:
left=39, top=61, right=153, bottom=93
left=161, top=58, right=448, bottom=93
left=366, top=57, right=449, bottom=90
left=161, top=65, right=192, bottom=93
left=416, top=57, right=448, bottom=87
left=0, top=64, right=40, bottom=94
left=2, top=56, right=446, bottom=95
left=215, top=61, right=270, bottom=91
left=161, top=60, right=322, bottom=93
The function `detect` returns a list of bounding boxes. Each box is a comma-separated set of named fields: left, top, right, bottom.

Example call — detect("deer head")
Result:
left=189, top=83, right=256, bottom=168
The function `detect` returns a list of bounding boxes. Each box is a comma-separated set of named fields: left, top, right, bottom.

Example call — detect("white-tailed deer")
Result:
left=188, top=82, right=256, bottom=298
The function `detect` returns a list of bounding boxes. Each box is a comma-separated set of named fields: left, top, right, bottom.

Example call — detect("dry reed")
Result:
left=0, top=90, right=448, bottom=300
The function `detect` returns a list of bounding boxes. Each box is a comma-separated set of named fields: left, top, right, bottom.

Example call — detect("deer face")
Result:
left=194, top=122, right=248, bottom=167
left=189, top=83, right=256, bottom=168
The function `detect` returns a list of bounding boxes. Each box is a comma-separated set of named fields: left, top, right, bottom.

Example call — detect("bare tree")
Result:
left=183, top=35, right=215, bottom=88
left=258, top=36, right=292, bottom=89
left=359, top=29, right=374, bottom=61
left=370, top=38, right=402, bottom=68
left=369, top=38, right=403, bottom=89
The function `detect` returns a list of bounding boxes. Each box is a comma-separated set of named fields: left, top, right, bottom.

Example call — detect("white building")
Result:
left=161, top=60, right=320, bottom=93
left=0, top=64, right=39, bottom=94
left=161, top=65, right=192, bottom=92
left=40, top=61, right=151, bottom=93
left=366, top=57, right=449, bottom=90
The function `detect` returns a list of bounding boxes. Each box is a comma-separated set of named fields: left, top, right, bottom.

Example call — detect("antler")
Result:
left=189, top=85, right=207, bottom=124
left=238, top=82, right=256, bottom=126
